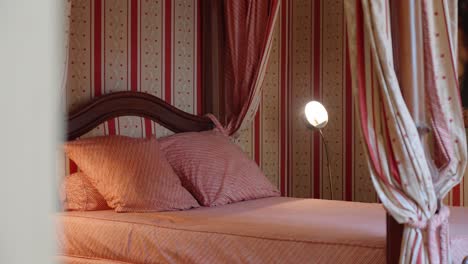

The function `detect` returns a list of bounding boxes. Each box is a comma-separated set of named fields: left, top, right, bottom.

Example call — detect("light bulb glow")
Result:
left=304, top=101, right=328, bottom=129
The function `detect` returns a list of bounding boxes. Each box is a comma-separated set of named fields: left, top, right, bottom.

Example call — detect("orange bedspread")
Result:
left=56, top=197, right=468, bottom=264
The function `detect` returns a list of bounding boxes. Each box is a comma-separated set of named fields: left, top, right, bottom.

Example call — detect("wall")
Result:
left=66, top=0, right=467, bottom=206
left=1, top=1, right=61, bottom=262
left=66, top=0, right=202, bottom=139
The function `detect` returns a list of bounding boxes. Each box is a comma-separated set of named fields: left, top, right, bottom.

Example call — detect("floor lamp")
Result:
left=304, top=101, right=334, bottom=200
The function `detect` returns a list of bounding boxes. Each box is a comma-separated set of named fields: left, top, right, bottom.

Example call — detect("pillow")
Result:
left=60, top=172, right=110, bottom=211
left=159, top=130, right=280, bottom=206
left=64, top=136, right=199, bottom=212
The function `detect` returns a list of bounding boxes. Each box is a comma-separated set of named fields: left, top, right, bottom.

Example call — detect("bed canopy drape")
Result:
left=345, top=0, right=467, bottom=263
left=217, top=0, right=280, bottom=136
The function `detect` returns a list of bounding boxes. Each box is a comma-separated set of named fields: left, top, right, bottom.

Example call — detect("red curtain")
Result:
left=221, top=0, right=280, bottom=135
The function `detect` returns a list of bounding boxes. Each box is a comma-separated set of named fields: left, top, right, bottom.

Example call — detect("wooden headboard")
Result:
left=67, top=91, right=214, bottom=140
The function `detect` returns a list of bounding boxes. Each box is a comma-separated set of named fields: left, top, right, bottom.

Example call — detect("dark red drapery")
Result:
left=221, top=0, right=280, bottom=135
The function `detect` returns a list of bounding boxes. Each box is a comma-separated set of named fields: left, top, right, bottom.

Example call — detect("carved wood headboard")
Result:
left=66, top=91, right=214, bottom=140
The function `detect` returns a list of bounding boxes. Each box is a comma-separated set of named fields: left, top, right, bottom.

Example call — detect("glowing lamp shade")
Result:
left=304, top=101, right=328, bottom=129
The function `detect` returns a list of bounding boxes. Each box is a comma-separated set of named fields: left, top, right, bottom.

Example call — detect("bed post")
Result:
left=386, top=213, right=403, bottom=264
left=200, top=0, right=224, bottom=118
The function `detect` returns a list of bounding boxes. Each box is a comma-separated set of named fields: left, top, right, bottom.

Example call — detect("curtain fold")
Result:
left=220, top=0, right=280, bottom=136
left=344, top=0, right=467, bottom=263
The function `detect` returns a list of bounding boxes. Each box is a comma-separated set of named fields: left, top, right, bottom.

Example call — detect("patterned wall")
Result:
left=66, top=0, right=467, bottom=206
left=66, top=0, right=201, bottom=140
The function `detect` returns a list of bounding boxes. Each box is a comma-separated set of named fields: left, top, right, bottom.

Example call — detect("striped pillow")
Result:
left=60, top=172, right=110, bottom=211
left=64, top=136, right=200, bottom=212
left=159, top=130, right=280, bottom=206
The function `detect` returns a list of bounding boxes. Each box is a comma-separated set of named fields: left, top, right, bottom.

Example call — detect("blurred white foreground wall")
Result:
left=0, top=0, right=63, bottom=263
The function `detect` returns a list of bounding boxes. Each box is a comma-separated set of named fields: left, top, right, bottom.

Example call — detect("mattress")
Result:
left=56, top=197, right=468, bottom=264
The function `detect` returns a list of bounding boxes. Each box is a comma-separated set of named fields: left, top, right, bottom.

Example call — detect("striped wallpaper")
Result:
left=66, top=0, right=467, bottom=206
left=66, top=0, right=202, bottom=140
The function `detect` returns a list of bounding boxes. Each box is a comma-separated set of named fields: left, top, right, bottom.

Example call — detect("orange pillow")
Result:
left=64, top=136, right=199, bottom=212
left=60, top=172, right=110, bottom=211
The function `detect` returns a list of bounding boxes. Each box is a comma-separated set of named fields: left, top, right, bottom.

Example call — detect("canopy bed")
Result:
left=57, top=91, right=468, bottom=264
left=60, top=0, right=468, bottom=262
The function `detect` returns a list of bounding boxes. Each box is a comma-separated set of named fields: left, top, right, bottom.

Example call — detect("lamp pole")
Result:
left=318, top=129, right=333, bottom=200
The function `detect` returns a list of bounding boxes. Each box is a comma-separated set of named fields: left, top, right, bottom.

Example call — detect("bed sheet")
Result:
left=56, top=197, right=468, bottom=264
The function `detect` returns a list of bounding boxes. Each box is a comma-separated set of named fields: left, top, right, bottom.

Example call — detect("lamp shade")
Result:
left=304, top=101, right=328, bottom=129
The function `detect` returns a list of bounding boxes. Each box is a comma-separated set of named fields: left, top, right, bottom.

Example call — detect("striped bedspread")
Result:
left=56, top=197, right=468, bottom=264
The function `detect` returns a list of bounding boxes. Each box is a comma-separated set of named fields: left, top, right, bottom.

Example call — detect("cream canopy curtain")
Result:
left=344, top=0, right=467, bottom=263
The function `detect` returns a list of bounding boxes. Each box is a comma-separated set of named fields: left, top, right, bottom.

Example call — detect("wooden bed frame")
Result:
left=67, top=91, right=213, bottom=140
left=66, top=91, right=404, bottom=264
